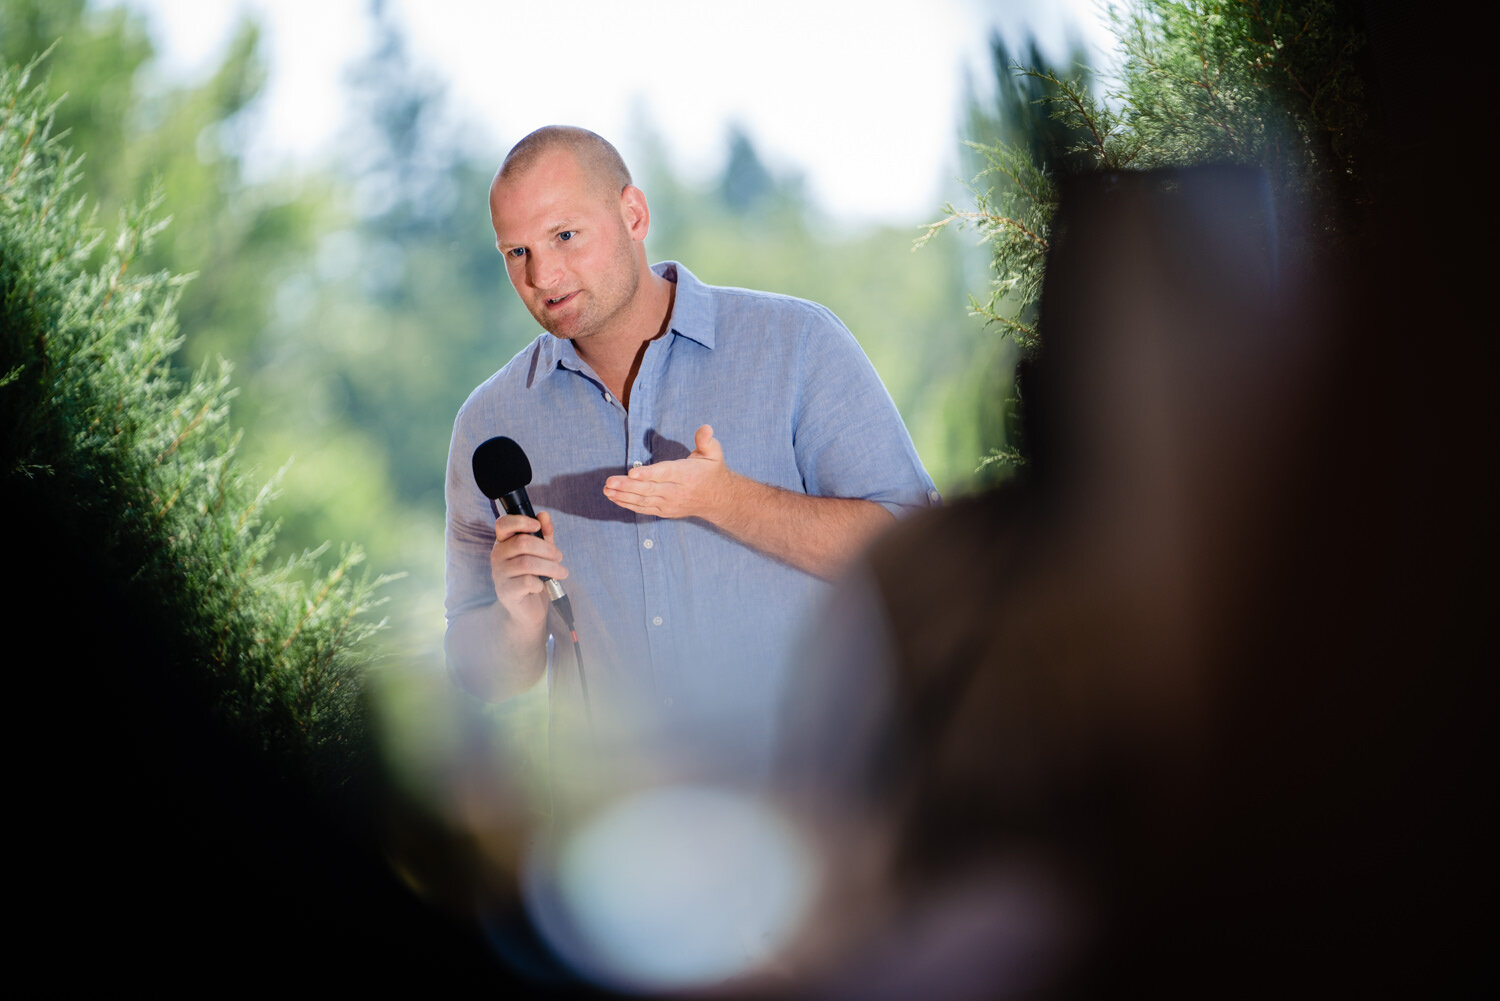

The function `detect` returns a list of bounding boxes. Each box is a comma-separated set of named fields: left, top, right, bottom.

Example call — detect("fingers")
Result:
left=494, top=512, right=541, bottom=540
left=599, top=428, right=728, bottom=518
left=491, top=513, right=568, bottom=587
left=603, top=462, right=678, bottom=505
left=622, top=458, right=675, bottom=483
left=602, top=471, right=656, bottom=508
left=485, top=511, right=566, bottom=645
left=602, top=481, right=659, bottom=514
left=609, top=427, right=721, bottom=489
left=693, top=424, right=722, bottom=460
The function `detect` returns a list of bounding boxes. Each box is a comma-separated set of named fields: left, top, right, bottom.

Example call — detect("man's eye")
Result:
left=507, top=247, right=526, bottom=259
left=558, top=231, right=574, bottom=242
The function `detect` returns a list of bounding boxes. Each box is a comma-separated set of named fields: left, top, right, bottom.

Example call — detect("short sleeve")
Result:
left=791, top=307, right=940, bottom=516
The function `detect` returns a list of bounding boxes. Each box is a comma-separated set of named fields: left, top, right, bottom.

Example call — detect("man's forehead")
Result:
left=497, top=154, right=614, bottom=209
left=496, top=145, right=614, bottom=196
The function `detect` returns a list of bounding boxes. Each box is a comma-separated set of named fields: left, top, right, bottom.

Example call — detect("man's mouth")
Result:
left=545, top=292, right=578, bottom=308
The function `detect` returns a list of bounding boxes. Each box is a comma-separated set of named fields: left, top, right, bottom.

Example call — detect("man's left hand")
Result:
left=603, top=424, right=733, bottom=520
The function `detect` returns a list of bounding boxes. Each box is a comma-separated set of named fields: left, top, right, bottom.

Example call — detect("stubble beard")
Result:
left=541, top=242, right=641, bottom=349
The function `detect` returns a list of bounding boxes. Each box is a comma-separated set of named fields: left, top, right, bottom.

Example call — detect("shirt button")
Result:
left=652, top=615, right=663, bottom=626
left=927, top=489, right=942, bottom=504
left=631, top=460, right=643, bottom=468
left=642, top=538, right=654, bottom=550
left=603, top=392, right=614, bottom=403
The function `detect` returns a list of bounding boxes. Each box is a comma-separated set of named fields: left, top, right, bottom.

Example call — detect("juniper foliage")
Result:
left=1, top=58, right=391, bottom=789
left=925, top=0, right=1370, bottom=475
left=932, top=0, right=1370, bottom=344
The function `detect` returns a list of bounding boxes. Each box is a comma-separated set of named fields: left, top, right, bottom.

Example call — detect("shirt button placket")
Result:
left=624, top=348, right=675, bottom=706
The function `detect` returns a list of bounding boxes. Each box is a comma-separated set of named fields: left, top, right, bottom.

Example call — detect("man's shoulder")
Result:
left=470, top=332, right=555, bottom=398
left=454, top=333, right=552, bottom=425
left=667, top=261, right=850, bottom=350
left=700, top=276, right=841, bottom=326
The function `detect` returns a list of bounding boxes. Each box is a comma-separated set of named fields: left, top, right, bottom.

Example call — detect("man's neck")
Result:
left=577, top=267, right=676, bottom=408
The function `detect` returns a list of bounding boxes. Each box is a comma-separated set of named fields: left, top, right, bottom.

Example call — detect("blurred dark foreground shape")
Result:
left=776, top=161, right=1492, bottom=998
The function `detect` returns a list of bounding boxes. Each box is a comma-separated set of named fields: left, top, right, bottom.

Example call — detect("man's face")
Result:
left=489, top=149, right=641, bottom=348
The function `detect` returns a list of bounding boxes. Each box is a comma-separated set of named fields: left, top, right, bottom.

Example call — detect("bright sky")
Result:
left=114, top=0, right=1116, bottom=225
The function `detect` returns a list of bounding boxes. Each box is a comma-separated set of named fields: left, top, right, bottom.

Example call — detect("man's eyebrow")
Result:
left=498, top=219, right=578, bottom=249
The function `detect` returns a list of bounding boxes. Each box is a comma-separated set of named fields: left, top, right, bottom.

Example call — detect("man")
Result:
left=444, top=126, right=937, bottom=788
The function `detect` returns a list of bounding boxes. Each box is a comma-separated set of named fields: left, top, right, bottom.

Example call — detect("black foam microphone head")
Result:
left=472, top=436, right=532, bottom=499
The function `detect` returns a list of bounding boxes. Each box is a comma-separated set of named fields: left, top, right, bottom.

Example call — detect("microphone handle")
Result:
left=492, top=490, right=568, bottom=606
left=491, top=486, right=582, bottom=701
left=498, top=488, right=538, bottom=525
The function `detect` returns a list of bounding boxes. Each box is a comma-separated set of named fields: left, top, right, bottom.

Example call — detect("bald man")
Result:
left=444, top=126, right=937, bottom=790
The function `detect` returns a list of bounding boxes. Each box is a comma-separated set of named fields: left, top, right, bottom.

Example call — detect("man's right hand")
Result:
left=448, top=510, right=568, bottom=702
left=490, top=510, right=568, bottom=641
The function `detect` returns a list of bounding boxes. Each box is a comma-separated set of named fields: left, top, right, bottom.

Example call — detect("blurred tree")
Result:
left=922, top=30, right=1096, bottom=483
left=1109, top=0, right=1371, bottom=244
left=223, top=0, right=546, bottom=667
left=0, top=53, right=389, bottom=790
left=1, top=0, right=423, bottom=643
left=0, top=0, right=325, bottom=381
left=962, top=33, right=1098, bottom=181
left=927, top=1, right=1373, bottom=474
left=0, top=0, right=150, bottom=208
left=717, top=122, right=779, bottom=214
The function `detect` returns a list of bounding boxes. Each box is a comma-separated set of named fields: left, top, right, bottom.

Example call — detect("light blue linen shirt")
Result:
left=445, top=262, right=938, bottom=785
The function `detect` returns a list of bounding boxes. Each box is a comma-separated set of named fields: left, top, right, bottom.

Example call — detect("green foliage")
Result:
left=0, top=57, right=391, bottom=787
left=222, top=2, right=538, bottom=643
left=944, top=1, right=1371, bottom=336
left=926, top=33, right=1098, bottom=354
left=1, top=0, right=317, bottom=380
left=919, top=32, right=1098, bottom=480
left=1107, top=0, right=1370, bottom=239
left=931, top=1, right=1372, bottom=473
left=919, top=140, right=1055, bottom=354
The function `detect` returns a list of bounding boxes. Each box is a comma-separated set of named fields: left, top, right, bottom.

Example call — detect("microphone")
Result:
left=472, top=436, right=575, bottom=631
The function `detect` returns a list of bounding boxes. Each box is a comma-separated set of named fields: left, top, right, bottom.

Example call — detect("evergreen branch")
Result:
left=990, top=151, right=1047, bottom=206
left=276, top=558, right=345, bottom=666
left=939, top=0, right=1370, bottom=482
left=99, top=229, right=137, bottom=311
left=3, top=117, right=36, bottom=191
left=913, top=213, right=957, bottom=251
left=988, top=313, right=1038, bottom=342
left=949, top=208, right=1051, bottom=253
left=978, top=445, right=1028, bottom=473
left=2, top=64, right=388, bottom=786
left=1032, top=70, right=1110, bottom=161
left=152, top=481, right=185, bottom=523
left=156, top=399, right=211, bottom=464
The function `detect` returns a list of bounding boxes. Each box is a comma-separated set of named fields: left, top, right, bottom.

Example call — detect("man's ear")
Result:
left=620, top=184, right=651, bottom=241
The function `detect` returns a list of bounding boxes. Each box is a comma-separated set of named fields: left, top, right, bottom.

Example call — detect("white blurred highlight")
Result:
left=527, top=785, right=816, bottom=993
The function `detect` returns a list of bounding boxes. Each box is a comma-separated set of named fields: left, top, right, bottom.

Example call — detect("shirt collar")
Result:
left=530, top=260, right=716, bottom=385
left=657, top=261, right=716, bottom=351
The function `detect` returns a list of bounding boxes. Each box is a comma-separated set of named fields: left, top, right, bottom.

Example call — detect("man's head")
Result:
left=497, top=125, right=632, bottom=201
left=489, top=127, right=652, bottom=349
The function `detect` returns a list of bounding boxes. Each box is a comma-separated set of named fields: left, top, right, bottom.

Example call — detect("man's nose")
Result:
left=526, top=249, right=563, bottom=290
